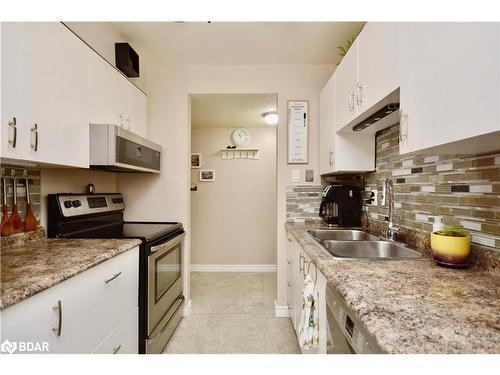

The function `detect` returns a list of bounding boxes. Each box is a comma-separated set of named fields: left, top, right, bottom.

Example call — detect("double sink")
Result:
left=307, top=229, right=421, bottom=260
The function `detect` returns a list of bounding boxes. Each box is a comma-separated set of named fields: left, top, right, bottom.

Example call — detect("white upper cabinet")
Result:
left=335, top=23, right=399, bottom=132
left=319, top=61, right=375, bottom=175
left=334, top=39, right=358, bottom=131
left=88, top=47, right=147, bottom=138
left=87, top=49, right=123, bottom=126
left=1, top=23, right=27, bottom=161
left=319, top=74, right=336, bottom=175
left=398, top=23, right=500, bottom=154
left=132, top=90, right=148, bottom=138
left=357, top=22, right=399, bottom=112
left=1, top=22, right=148, bottom=168
left=20, top=23, right=89, bottom=168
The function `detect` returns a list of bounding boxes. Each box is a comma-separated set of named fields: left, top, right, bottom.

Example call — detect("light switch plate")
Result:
left=305, top=169, right=314, bottom=182
left=291, top=169, right=300, bottom=183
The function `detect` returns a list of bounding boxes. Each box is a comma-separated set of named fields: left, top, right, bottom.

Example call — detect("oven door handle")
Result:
left=147, top=295, right=185, bottom=343
left=150, top=232, right=185, bottom=254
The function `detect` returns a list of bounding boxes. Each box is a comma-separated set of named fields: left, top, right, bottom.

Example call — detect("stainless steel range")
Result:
left=47, top=193, right=184, bottom=354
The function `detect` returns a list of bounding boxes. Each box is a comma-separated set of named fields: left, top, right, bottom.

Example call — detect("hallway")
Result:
left=163, top=272, right=300, bottom=354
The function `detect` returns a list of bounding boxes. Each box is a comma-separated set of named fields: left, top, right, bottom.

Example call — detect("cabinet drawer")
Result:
left=92, top=308, right=138, bottom=354
left=51, top=247, right=139, bottom=353
left=1, top=247, right=139, bottom=353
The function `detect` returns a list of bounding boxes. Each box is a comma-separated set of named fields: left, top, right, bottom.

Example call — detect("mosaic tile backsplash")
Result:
left=0, top=166, right=41, bottom=231
left=286, top=185, right=323, bottom=220
left=364, top=124, right=500, bottom=251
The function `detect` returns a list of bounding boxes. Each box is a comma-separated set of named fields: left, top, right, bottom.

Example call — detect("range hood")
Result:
left=352, top=103, right=400, bottom=132
left=337, top=89, right=400, bottom=136
left=90, top=124, right=161, bottom=174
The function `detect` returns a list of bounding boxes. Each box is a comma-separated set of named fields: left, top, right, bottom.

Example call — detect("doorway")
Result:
left=161, top=93, right=299, bottom=353
left=189, top=93, right=278, bottom=269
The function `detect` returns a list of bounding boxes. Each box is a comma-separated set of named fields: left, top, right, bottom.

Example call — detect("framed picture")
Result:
left=200, top=169, right=215, bottom=182
left=191, top=153, right=201, bottom=168
left=287, top=100, right=309, bottom=164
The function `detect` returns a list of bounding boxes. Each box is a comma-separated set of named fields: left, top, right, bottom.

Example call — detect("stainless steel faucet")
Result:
left=384, top=178, right=400, bottom=241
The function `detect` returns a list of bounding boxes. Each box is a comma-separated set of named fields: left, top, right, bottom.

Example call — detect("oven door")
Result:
left=147, top=233, right=184, bottom=335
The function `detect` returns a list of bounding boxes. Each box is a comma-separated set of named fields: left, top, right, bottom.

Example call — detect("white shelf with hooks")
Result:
left=221, top=148, right=260, bottom=160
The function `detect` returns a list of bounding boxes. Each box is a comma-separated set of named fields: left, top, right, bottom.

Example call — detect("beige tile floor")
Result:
left=163, top=272, right=300, bottom=354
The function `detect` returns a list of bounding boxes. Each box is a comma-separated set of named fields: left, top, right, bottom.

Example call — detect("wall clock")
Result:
left=231, top=128, right=250, bottom=147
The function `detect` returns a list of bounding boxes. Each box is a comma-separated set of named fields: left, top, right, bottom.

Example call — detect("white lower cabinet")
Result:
left=92, top=308, right=138, bottom=354
left=0, top=247, right=139, bottom=354
left=286, top=231, right=327, bottom=354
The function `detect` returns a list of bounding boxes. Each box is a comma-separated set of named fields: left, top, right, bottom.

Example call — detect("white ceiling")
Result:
left=190, top=93, right=277, bottom=129
left=110, top=22, right=364, bottom=66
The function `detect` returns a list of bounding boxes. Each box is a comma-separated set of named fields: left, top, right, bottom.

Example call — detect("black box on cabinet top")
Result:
left=115, top=43, right=140, bottom=77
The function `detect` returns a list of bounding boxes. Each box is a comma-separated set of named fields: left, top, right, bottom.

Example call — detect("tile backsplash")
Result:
left=286, top=185, right=323, bottom=220
left=0, top=166, right=41, bottom=228
left=365, top=124, right=500, bottom=251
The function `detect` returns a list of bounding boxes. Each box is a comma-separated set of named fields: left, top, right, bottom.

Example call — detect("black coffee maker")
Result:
left=319, top=185, right=362, bottom=227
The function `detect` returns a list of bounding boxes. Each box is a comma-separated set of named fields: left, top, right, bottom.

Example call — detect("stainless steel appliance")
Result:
left=47, top=193, right=184, bottom=354
left=326, top=283, right=381, bottom=354
left=319, top=185, right=362, bottom=227
left=89, top=124, right=161, bottom=173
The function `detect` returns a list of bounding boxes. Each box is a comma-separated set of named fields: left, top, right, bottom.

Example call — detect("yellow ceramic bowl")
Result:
left=430, top=232, right=471, bottom=267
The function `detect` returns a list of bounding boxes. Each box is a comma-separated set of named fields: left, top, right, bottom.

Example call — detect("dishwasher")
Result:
left=326, top=283, right=382, bottom=354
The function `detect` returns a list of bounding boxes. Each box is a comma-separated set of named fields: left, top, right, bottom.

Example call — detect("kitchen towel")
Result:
left=298, top=273, right=319, bottom=350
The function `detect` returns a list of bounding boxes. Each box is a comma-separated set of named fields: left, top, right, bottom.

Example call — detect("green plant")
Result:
left=337, top=34, right=359, bottom=62
left=434, top=225, right=469, bottom=238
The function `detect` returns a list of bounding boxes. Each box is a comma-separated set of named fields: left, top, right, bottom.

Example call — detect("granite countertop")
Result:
left=1, top=238, right=142, bottom=310
left=286, top=222, right=500, bottom=354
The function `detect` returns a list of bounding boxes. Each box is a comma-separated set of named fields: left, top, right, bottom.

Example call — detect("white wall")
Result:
left=40, top=169, right=117, bottom=229
left=116, top=64, right=334, bottom=309
left=64, top=22, right=148, bottom=92
left=191, top=127, right=276, bottom=265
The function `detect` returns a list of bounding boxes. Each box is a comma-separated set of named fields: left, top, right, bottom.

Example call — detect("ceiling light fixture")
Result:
left=263, top=111, right=278, bottom=125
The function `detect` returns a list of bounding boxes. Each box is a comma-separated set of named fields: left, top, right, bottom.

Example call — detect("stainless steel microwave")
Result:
left=90, top=124, right=161, bottom=173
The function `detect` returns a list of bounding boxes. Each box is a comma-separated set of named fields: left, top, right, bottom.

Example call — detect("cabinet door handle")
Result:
left=287, top=259, right=292, bottom=265
left=8, top=117, right=17, bottom=148
left=399, top=111, right=408, bottom=143
left=52, top=300, right=62, bottom=337
left=329, top=151, right=334, bottom=167
left=356, top=82, right=364, bottom=105
left=31, top=123, right=38, bottom=151
left=104, top=272, right=122, bottom=284
left=348, top=90, right=355, bottom=112
left=112, top=345, right=122, bottom=354
left=299, top=254, right=305, bottom=275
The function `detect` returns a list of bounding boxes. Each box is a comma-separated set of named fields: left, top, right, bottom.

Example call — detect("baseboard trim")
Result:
left=183, top=299, right=192, bottom=317
left=190, top=264, right=277, bottom=272
left=275, top=301, right=290, bottom=318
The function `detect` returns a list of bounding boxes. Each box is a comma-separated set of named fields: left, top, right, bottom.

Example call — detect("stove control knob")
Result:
left=112, top=198, right=123, bottom=204
left=64, top=200, right=73, bottom=208
left=72, top=200, right=82, bottom=208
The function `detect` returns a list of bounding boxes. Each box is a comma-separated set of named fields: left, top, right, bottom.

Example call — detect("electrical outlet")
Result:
left=371, top=189, right=378, bottom=206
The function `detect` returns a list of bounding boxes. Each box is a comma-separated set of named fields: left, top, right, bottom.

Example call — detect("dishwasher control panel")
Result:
left=325, top=284, right=381, bottom=354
